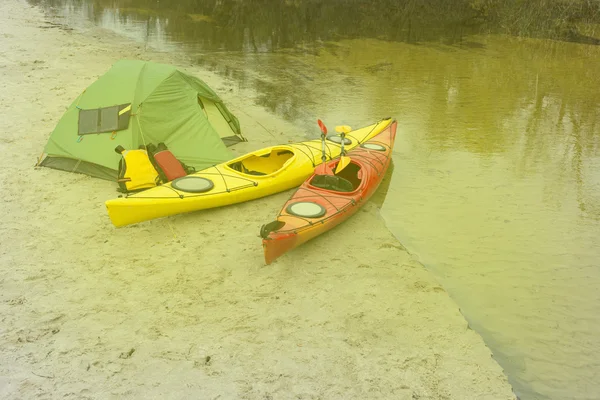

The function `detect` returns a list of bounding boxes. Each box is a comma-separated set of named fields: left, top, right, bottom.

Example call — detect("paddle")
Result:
left=334, top=125, right=352, bottom=174
left=315, top=119, right=334, bottom=175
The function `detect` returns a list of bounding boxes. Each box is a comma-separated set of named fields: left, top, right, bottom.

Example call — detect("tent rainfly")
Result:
left=37, top=59, right=246, bottom=181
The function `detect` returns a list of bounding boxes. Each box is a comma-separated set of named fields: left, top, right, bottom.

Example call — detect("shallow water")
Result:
left=30, top=1, right=600, bottom=399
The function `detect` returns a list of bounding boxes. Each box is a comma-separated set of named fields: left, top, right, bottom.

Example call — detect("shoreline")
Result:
left=0, top=1, right=517, bottom=399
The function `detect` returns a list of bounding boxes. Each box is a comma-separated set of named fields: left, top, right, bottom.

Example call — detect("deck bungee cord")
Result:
left=105, top=118, right=393, bottom=228
left=259, top=119, right=397, bottom=264
left=268, top=139, right=393, bottom=235
left=116, top=118, right=389, bottom=201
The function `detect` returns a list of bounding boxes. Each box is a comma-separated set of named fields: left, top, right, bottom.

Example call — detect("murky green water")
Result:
left=31, top=1, right=600, bottom=399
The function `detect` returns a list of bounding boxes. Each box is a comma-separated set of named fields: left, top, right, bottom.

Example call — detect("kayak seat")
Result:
left=310, top=174, right=354, bottom=192
left=229, top=149, right=295, bottom=176
left=246, top=169, right=267, bottom=176
left=229, top=161, right=267, bottom=176
left=334, top=162, right=362, bottom=189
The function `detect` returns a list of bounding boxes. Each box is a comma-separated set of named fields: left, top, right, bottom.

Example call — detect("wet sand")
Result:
left=0, top=1, right=517, bottom=399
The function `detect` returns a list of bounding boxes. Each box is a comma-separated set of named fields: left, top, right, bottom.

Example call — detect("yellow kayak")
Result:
left=105, top=118, right=393, bottom=227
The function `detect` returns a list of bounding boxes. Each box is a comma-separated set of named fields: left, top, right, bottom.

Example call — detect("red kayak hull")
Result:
left=261, top=119, right=397, bottom=264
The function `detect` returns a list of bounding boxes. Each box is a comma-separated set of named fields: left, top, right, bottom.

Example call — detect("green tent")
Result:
left=38, top=59, right=246, bottom=181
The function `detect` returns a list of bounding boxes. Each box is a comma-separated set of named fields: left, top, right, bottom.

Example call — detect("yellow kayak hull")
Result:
left=105, top=118, right=393, bottom=227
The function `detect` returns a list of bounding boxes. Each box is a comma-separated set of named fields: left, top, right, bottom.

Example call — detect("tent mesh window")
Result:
left=78, top=103, right=132, bottom=135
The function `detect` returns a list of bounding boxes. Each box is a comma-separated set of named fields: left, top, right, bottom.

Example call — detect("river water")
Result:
left=29, top=1, right=600, bottom=399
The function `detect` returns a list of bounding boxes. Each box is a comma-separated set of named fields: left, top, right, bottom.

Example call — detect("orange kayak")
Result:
left=260, top=119, right=398, bottom=264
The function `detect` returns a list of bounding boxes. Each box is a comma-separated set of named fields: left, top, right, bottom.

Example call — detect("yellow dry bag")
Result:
left=115, top=145, right=159, bottom=193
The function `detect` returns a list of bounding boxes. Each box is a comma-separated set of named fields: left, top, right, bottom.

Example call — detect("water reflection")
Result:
left=201, top=35, right=600, bottom=400
left=370, top=159, right=394, bottom=209
left=29, top=1, right=600, bottom=399
left=29, top=0, right=485, bottom=52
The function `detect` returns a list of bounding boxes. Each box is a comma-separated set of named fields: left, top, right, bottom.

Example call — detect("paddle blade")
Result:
left=317, top=119, right=327, bottom=135
left=335, top=155, right=351, bottom=174
left=335, top=125, right=352, bottom=134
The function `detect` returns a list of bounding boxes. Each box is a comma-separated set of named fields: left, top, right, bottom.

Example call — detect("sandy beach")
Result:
left=1, top=1, right=517, bottom=399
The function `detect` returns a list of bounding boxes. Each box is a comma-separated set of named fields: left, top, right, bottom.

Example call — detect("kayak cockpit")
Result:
left=229, top=149, right=294, bottom=176
left=310, top=161, right=362, bottom=192
left=310, top=175, right=354, bottom=192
